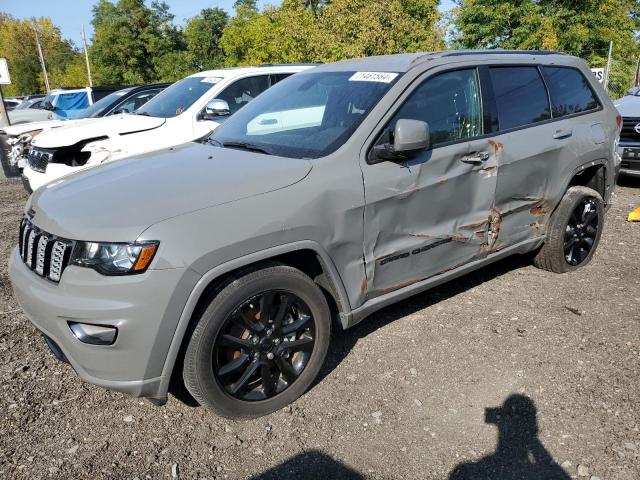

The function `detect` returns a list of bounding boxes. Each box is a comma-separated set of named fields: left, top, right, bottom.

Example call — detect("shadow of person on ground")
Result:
left=449, top=394, right=570, bottom=480
left=250, top=449, right=364, bottom=480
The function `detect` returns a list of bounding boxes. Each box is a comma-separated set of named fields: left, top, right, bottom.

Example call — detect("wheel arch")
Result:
left=158, top=240, right=351, bottom=401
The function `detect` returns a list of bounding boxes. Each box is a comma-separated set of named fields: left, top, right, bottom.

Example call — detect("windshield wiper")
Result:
left=221, top=141, right=272, bottom=155
left=133, top=111, right=150, bottom=116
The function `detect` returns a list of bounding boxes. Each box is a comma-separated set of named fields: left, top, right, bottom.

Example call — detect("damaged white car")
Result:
left=21, top=65, right=315, bottom=192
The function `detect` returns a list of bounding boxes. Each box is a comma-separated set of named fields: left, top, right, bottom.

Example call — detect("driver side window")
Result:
left=216, top=75, right=270, bottom=115
left=385, top=68, right=482, bottom=147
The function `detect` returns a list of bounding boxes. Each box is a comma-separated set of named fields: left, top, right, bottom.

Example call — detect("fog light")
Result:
left=68, top=322, right=117, bottom=345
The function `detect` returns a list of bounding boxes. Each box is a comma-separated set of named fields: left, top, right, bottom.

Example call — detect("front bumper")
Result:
left=9, top=247, right=190, bottom=401
left=617, top=143, right=640, bottom=177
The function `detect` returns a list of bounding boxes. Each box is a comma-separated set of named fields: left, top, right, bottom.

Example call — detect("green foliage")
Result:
left=220, top=0, right=443, bottom=66
left=453, top=0, right=640, bottom=92
left=184, top=8, right=229, bottom=71
left=90, top=0, right=184, bottom=84
left=0, top=14, right=83, bottom=95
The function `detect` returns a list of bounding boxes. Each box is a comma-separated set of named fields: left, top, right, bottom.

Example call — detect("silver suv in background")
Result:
left=614, top=89, right=640, bottom=177
left=10, top=51, right=620, bottom=418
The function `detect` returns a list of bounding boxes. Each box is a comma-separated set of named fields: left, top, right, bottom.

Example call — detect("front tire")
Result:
left=533, top=186, right=604, bottom=273
left=182, top=264, right=331, bottom=418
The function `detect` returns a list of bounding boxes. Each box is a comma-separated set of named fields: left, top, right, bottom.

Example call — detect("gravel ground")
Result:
left=0, top=175, right=638, bottom=480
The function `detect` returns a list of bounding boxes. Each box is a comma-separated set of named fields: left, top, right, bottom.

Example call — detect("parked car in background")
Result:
left=21, top=64, right=315, bottom=192
left=9, top=51, right=619, bottom=417
left=4, top=98, right=22, bottom=111
left=0, top=84, right=169, bottom=177
left=613, top=88, right=640, bottom=177
left=13, top=97, right=45, bottom=110
left=1, top=86, right=125, bottom=127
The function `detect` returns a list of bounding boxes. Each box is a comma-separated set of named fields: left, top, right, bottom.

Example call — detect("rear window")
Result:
left=489, top=67, right=551, bottom=130
left=541, top=66, right=600, bottom=117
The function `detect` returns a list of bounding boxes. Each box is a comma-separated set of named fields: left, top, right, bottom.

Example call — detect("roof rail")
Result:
left=441, top=49, right=565, bottom=58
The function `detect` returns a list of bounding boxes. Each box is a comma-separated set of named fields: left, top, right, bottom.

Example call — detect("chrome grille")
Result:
left=620, top=117, right=640, bottom=142
left=27, top=148, right=54, bottom=173
left=18, top=218, right=73, bottom=283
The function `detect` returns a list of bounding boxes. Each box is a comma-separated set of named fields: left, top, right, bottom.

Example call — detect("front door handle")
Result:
left=461, top=151, right=490, bottom=164
left=553, top=129, right=573, bottom=139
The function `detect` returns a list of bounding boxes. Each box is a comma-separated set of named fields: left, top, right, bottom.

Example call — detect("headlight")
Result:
left=70, top=241, right=159, bottom=275
left=7, top=129, right=43, bottom=145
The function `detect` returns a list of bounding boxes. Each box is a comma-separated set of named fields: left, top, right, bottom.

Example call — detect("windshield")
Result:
left=208, top=71, right=400, bottom=159
left=136, top=76, right=220, bottom=118
left=66, top=89, right=131, bottom=119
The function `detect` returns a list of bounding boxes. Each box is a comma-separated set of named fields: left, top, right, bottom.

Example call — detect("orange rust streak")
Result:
left=488, top=139, right=503, bottom=151
left=530, top=206, right=547, bottom=215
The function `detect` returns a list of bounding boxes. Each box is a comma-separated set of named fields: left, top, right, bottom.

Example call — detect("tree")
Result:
left=0, top=14, right=83, bottom=95
left=185, top=8, right=229, bottom=70
left=453, top=0, right=640, bottom=91
left=220, top=0, right=443, bottom=66
left=90, top=0, right=185, bottom=84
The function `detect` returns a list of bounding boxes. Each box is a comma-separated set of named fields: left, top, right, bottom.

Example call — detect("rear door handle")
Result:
left=553, top=129, right=573, bottom=139
left=461, top=151, right=490, bottom=164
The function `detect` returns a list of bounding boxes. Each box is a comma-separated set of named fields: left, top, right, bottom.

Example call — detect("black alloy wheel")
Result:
left=213, top=290, right=316, bottom=401
left=564, top=197, right=599, bottom=266
left=182, top=264, right=331, bottom=418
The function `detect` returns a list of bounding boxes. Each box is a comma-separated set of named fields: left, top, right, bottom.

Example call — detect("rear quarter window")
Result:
left=489, top=66, right=551, bottom=131
left=541, top=66, right=600, bottom=117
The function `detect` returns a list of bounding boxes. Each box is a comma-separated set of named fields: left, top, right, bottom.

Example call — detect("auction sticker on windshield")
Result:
left=349, top=72, right=398, bottom=83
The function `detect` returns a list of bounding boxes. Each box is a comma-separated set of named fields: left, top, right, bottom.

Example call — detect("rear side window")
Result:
left=541, top=66, right=600, bottom=117
left=489, top=67, right=551, bottom=130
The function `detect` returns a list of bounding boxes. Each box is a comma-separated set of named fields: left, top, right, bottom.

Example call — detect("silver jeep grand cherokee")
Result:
left=10, top=51, right=620, bottom=418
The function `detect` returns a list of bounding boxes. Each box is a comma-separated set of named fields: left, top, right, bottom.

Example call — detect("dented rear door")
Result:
left=360, top=66, right=499, bottom=298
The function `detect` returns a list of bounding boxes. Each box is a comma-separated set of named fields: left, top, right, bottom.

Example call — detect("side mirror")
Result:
left=201, top=99, right=230, bottom=121
left=42, top=101, right=54, bottom=111
left=370, top=119, right=429, bottom=163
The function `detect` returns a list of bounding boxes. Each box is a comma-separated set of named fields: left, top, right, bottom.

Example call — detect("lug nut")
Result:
left=266, top=328, right=273, bottom=336
left=274, top=338, right=280, bottom=345
left=267, top=352, right=274, bottom=360
left=252, top=336, right=259, bottom=344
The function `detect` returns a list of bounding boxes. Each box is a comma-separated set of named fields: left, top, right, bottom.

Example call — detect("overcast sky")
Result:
left=2, top=0, right=456, bottom=48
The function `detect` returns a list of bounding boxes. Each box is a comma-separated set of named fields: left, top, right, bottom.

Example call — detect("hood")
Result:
left=613, top=95, right=640, bottom=117
left=2, top=118, right=81, bottom=136
left=28, top=142, right=312, bottom=242
left=31, top=114, right=166, bottom=148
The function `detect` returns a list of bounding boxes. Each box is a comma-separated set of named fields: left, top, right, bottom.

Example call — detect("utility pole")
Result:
left=32, top=20, right=50, bottom=92
left=81, top=24, right=93, bottom=87
left=604, top=40, right=613, bottom=93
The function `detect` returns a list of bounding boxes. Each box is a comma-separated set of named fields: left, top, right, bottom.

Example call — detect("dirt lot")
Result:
left=0, top=174, right=638, bottom=480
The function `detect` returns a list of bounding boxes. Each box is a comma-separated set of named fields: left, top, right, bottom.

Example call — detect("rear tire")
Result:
left=182, top=264, right=331, bottom=418
left=533, top=186, right=604, bottom=273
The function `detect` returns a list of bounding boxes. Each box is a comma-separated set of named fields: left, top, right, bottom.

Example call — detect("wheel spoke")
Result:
left=281, top=314, right=311, bottom=335
left=229, top=358, right=260, bottom=395
left=284, top=336, right=314, bottom=352
left=218, top=334, right=252, bottom=350
left=274, top=356, right=299, bottom=384
left=581, top=237, right=594, bottom=250
left=583, top=210, right=597, bottom=227
left=261, top=364, right=278, bottom=396
left=570, top=208, right=582, bottom=226
left=259, top=292, right=275, bottom=324
left=273, top=294, right=290, bottom=330
left=231, top=310, right=265, bottom=333
left=218, top=353, right=250, bottom=377
left=564, top=237, right=579, bottom=253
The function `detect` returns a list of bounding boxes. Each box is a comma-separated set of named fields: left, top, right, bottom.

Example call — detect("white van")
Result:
left=22, top=65, right=315, bottom=192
